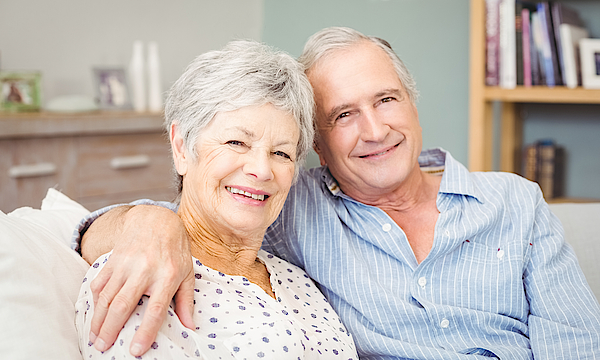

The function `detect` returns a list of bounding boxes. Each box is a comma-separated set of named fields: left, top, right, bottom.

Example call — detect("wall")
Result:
left=2, top=0, right=598, bottom=199
left=0, top=0, right=264, bottom=105
left=262, top=0, right=470, bottom=168
left=263, top=0, right=600, bottom=199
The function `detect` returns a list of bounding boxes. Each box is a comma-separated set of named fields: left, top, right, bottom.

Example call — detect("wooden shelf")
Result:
left=468, top=0, right=600, bottom=175
left=483, top=86, right=600, bottom=103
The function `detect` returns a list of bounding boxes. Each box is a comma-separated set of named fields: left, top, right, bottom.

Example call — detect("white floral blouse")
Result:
left=76, top=249, right=358, bottom=359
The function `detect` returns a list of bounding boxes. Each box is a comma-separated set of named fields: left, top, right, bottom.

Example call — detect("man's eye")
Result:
left=381, top=97, right=395, bottom=103
left=336, top=112, right=350, bottom=121
left=274, top=151, right=291, bottom=160
left=226, top=140, right=245, bottom=146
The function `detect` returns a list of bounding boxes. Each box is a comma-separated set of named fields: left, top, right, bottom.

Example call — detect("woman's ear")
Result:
left=170, top=123, right=188, bottom=176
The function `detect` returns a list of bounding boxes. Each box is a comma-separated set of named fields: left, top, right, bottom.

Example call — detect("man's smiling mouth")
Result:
left=358, top=143, right=401, bottom=159
left=226, top=186, right=269, bottom=201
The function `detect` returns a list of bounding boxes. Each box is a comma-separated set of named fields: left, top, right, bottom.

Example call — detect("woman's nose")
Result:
left=243, top=151, right=274, bottom=181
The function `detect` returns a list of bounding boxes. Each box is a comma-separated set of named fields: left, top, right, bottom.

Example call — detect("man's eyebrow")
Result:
left=327, top=103, right=352, bottom=122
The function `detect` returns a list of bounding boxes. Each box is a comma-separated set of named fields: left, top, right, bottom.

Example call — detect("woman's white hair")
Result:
left=298, top=27, right=419, bottom=105
left=165, top=40, right=315, bottom=194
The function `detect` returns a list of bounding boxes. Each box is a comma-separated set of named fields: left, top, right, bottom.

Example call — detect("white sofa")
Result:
left=0, top=189, right=598, bottom=359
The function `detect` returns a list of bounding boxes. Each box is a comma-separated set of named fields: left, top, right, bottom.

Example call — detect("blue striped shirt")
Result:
left=73, top=148, right=600, bottom=359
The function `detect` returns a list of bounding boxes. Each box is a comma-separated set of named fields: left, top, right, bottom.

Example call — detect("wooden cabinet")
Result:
left=0, top=112, right=176, bottom=213
left=468, top=0, right=600, bottom=173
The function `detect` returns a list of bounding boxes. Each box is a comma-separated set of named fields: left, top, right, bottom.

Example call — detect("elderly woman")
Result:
left=75, top=40, right=358, bottom=359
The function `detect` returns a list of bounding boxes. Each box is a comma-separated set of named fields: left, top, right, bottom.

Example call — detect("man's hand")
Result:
left=81, top=205, right=195, bottom=357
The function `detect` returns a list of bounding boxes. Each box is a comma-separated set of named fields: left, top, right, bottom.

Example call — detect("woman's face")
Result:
left=174, top=103, right=299, bottom=238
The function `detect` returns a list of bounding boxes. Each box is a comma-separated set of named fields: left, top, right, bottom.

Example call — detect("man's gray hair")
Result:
left=298, top=27, right=419, bottom=104
left=165, top=40, right=315, bottom=185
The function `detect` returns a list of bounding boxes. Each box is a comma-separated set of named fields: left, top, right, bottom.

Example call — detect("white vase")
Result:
left=129, top=40, right=146, bottom=112
left=147, top=41, right=163, bottom=113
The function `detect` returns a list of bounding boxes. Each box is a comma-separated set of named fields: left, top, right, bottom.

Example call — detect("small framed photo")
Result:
left=580, top=38, right=600, bottom=89
left=92, top=67, right=132, bottom=110
left=0, top=71, right=42, bottom=112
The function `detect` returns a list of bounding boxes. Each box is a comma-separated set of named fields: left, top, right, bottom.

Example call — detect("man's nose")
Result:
left=360, top=110, right=389, bottom=142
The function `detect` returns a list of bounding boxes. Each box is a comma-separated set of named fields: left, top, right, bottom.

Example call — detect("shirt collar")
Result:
left=317, top=148, right=484, bottom=203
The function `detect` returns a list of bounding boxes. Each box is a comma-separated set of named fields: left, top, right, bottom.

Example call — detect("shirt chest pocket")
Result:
left=459, top=240, right=525, bottom=265
left=453, top=239, right=530, bottom=315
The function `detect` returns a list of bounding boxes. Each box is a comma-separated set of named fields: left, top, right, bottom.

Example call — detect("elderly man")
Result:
left=77, top=27, right=600, bottom=359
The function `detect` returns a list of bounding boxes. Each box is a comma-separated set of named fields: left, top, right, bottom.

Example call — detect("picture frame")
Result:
left=92, top=67, right=132, bottom=110
left=0, top=71, right=42, bottom=112
left=580, top=38, right=600, bottom=89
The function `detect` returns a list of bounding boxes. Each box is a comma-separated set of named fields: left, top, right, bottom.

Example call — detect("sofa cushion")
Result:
left=549, top=202, right=600, bottom=301
left=0, top=188, right=89, bottom=360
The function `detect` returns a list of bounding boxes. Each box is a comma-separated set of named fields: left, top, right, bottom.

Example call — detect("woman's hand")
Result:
left=81, top=205, right=195, bottom=357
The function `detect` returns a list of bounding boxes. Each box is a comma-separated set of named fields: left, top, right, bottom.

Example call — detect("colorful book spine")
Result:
left=551, top=2, right=584, bottom=86
left=522, top=140, right=565, bottom=200
left=522, top=8, right=532, bottom=87
left=485, top=0, right=502, bottom=86
left=531, top=11, right=546, bottom=85
left=500, top=0, right=517, bottom=88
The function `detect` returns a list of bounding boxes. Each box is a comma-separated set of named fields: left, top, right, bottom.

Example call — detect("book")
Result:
left=515, top=2, right=538, bottom=86
left=485, top=0, right=502, bottom=86
left=516, top=3, right=525, bottom=85
left=531, top=11, right=546, bottom=85
left=551, top=2, right=584, bottom=85
left=500, top=0, right=517, bottom=88
left=560, top=24, right=589, bottom=88
left=522, top=143, right=538, bottom=181
left=519, top=3, right=539, bottom=87
left=537, top=140, right=565, bottom=199
left=522, top=140, right=565, bottom=200
left=537, top=2, right=562, bottom=87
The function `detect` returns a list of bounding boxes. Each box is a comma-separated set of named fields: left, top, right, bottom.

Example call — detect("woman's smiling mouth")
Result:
left=226, top=186, right=270, bottom=201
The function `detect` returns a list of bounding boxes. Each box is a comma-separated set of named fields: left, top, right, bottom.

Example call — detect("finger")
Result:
left=174, top=272, right=196, bottom=330
left=90, top=261, right=113, bottom=308
left=129, top=290, right=172, bottom=356
left=94, top=280, right=147, bottom=352
left=89, top=267, right=120, bottom=343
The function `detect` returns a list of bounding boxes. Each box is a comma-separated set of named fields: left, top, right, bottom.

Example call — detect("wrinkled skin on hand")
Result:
left=81, top=205, right=195, bottom=357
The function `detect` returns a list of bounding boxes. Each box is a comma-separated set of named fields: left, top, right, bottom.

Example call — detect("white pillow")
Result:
left=0, top=188, right=90, bottom=360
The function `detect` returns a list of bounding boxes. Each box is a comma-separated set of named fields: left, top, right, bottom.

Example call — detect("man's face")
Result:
left=307, top=41, right=423, bottom=201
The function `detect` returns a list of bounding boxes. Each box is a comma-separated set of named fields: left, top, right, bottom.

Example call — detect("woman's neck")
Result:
left=177, top=200, right=275, bottom=298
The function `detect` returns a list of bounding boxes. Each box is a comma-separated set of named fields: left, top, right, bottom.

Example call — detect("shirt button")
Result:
left=497, top=249, right=505, bottom=259
left=382, top=223, right=392, bottom=232
left=418, top=277, right=427, bottom=287
left=440, top=318, right=450, bottom=328
left=445, top=230, right=450, bottom=236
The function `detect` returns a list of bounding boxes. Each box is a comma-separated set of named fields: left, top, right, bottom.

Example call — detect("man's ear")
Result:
left=313, top=140, right=327, bottom=166
left=170, top=123, right=188, bottom=176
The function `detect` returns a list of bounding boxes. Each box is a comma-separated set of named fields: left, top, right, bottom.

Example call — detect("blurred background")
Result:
left=1, top=0, right=599, bottom=199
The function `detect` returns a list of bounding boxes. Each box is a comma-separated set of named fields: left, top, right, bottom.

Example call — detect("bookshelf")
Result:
left=468, top=0, right=600, bottom=174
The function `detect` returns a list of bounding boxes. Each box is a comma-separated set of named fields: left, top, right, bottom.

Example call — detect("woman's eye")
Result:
left=226, top=140, right=245, bottom=146
left=274, top=151, right=291, bottom=160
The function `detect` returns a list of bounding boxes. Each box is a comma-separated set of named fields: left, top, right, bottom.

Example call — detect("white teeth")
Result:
left=226, top=186, right=267, bottom=201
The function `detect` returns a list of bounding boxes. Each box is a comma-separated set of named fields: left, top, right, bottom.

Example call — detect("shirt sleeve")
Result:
left=525, top=193, right=600, bottom=358
left=70, top=199, right=178, bottom=254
